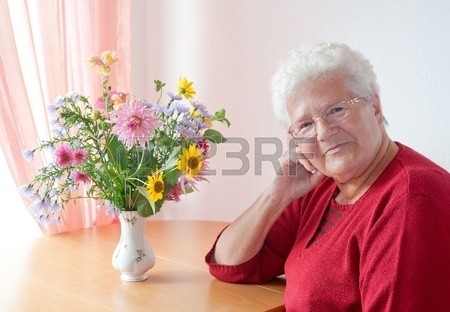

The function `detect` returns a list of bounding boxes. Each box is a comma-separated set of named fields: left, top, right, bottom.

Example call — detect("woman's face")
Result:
left=287, top=74, right=385, bottom=183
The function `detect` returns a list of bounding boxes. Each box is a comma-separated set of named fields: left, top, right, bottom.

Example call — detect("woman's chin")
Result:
left=321, top=162, right=357, bottom=183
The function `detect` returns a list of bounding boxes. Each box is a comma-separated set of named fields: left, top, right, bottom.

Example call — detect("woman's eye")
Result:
left=298, top=121, right=313, bottom=130
left=327, top=106, right=345, bottom=115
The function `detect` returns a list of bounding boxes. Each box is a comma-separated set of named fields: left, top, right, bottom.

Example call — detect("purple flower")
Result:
left=166, top=100, right=190, bottom=116
left=167, top=92, right=182, bottom=101
left=31, top=198, right=62, bottom=224
left=50, top=119, right=68, bottom=137
left=110, top=97, right=160, bottom=149
left=105, top=201, right=120, bottom=216
left=53, top=95, right=65, bottom=107
left=22, top=149, right=34, bottom=162
left=66, top=91, right=79, bottom=103
left=19, top=184, right=35, bottom=199
left=190, top=101, right=210, bottom=118
left=191, top=117, right=210, bottom=131
left=155, top=100, right=189, bottom=119
left=55, top=145, right=74, bottom=167
left=175, top=124, right=199, bottom=139
left=47, top=104, right=58, bottom=116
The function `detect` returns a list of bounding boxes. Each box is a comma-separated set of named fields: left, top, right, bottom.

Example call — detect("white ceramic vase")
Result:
left=112, top=211, right=156, bottom=281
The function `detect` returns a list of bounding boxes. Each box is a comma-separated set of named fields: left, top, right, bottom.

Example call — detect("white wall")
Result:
left=131, top=0, right=450, bottom=221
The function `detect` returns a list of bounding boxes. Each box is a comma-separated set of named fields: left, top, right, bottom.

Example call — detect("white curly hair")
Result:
left=270, top=42, right=380, bottom=127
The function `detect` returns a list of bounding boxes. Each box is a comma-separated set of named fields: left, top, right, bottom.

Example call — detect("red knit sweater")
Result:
left=206, top=143, right=450, bottom=311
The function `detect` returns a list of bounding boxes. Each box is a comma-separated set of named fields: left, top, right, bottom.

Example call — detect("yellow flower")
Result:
left=177, top=144, right=203, bottom=179
left=111, top=92, right=127, bottom=109
left=146, top=172, right=165, bottom=203
left=189, top=105, right=212, bottom=126
left=88, top=56, right=103, bottom=67
left=99, top=65, right=110, bottom=75
left=177, top=77, right=196, bottom=100
left=88, top=51, right=118, bottom=76
left=203, top=117, right=213, bottom=127
left=100, top=50, right=118, bottom=66
left=189, top=105, right=201, bottom=118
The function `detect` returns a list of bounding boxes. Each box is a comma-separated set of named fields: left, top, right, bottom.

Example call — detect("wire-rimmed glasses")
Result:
left=288, top=96, right=366, bottom=139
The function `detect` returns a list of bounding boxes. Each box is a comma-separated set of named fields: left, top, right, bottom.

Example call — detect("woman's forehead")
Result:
left=287, top=76, right=353, bottom=118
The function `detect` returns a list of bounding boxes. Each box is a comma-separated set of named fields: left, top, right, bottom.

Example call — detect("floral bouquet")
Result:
left=20, top=50, right=230, bottom=224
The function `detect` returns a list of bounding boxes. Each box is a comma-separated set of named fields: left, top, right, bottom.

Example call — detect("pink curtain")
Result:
left=0, top=0, right=131, bottom=235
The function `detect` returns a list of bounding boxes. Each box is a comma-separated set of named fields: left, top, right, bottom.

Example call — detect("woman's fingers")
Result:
left=294, top=146, right=316, bottom=173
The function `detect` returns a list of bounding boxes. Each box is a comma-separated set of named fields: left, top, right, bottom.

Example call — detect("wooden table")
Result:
left=1, top=220, right=285, bottom=311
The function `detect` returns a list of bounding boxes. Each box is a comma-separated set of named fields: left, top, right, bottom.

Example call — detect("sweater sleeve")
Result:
left=205, top=202, right=301, bottom=284
left=360, top=193, right=450, bottom=311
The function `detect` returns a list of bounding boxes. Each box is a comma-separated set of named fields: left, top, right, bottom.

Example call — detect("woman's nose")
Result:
left=315, top=117, right=337, bottom=141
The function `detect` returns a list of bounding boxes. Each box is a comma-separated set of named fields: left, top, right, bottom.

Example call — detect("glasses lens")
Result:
left=289, top=98, right=356, bottom=138
left=323, top=102, right=351, bottom=123
left=290, top=120, right=315, bottom=138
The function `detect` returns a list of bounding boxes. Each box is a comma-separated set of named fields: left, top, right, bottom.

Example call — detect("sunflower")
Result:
left=146, top=172, right=165, bottom=203
left=177, top=77, right=196, bottom=100
left=177, top=144, right=203, bottom=179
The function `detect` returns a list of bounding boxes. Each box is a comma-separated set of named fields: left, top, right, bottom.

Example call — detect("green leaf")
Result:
left=164, top=168, right=180, bottom=187
left=161, top=146, right=182, bottom=171
left=136, top=196, right=153, bottom=217
left=154, top=79, right=166, bottom=92
left=136, top=186, right=155, bottom=216
left=212, top=109, right=231, bottom=127
left=108, top=136, right=128, bottom=170
left=136, top=185, right=163, bottom=216
left=137, top=186, right=150, bottom=200
left=132, top=147, right=156, bottom=176
left=203, top=129, right=227, bottom=143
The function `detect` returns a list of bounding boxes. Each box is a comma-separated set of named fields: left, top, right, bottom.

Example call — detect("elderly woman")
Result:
left=205, top=42, right=450, bottom=311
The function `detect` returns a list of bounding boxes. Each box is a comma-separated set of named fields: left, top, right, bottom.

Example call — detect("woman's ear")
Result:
left=368, top=94, right=384, bottom=124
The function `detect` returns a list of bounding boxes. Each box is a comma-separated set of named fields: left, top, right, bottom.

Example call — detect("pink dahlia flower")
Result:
left=110, top=98, right=160, bottom=149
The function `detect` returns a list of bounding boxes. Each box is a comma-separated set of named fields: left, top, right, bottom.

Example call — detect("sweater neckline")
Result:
left=329, top=142, right=404, bottom=212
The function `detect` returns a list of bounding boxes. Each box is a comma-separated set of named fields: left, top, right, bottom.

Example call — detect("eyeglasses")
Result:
left=288, top=96, right=366, bottom=139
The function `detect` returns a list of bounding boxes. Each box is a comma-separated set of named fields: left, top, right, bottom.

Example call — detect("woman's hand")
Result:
left=267, top=141, right=325, bottom=207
